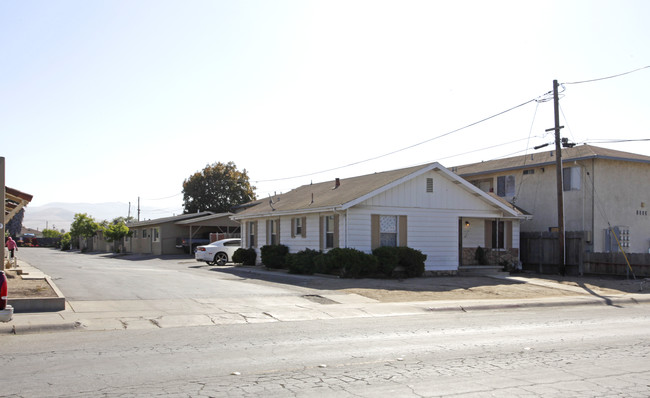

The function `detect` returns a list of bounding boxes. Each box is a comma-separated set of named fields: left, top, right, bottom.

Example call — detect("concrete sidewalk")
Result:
left=2, top=261, right=650, bottom=335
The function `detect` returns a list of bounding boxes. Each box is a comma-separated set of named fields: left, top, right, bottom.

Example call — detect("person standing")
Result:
left=5, top=237, right=17, bottom=259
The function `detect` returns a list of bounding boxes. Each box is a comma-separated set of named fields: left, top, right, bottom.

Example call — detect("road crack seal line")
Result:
left=149, top=318, right=162, bottom=328
left=263, top=312, right=281, bottom=321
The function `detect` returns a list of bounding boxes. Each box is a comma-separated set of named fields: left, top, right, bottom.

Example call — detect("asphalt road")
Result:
left=2, top=304, right=649, bottom=397
left=17, top=247, right=321, bottom=301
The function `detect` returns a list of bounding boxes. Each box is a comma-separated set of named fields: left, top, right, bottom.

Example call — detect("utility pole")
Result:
left=137, top=197, right=141, bottom=222
left=548, top=79, right=566, bottom=275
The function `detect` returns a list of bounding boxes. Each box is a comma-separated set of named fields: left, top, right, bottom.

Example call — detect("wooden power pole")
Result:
left=549, top=80, right=566, bottom=275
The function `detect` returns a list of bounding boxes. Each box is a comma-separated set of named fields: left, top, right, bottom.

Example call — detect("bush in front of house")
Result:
left=287, top=248, right=322, bottom=275
left=233, top=248, right=257, bottom=266
left=475, top=246, right=488, bottom=265
left=396, top=246, right=427, bottom=277
left=372, top=246, right=400, bottom=277
left=372, top=246, right=426, bottom=277
left=260, top=244, right=289, bottom=269
left=314, top=248, right=378, bottom=278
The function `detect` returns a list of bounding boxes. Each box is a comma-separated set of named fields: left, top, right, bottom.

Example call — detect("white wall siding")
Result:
left=364, top=172, right=491, bottom=211
left=347, top=207, right=461, bottom=271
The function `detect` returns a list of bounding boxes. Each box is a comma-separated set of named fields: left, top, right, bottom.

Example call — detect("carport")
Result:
left=175, top=212, right=241, bottom=251
left=3, top=182, right=34, bottom=271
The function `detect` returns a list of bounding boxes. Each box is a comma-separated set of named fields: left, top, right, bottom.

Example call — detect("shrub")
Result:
left=396, top=247, right=426, bottom=277
left=475, top=246, right=488, bottom=265
left=233, top=248, right=257, bottom=266
left=260, top=244, right=289, bottom=269
left=372, top=246, right=400, bottom=277
left=287, top=249, right=322, bottom=275
left=314, top=248, right=378, bottom=278
left=60, top=233, right=72, bottom=251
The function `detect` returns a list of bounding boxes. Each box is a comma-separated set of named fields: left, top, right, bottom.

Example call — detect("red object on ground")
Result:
left=0, top=271, right=7, bottom=310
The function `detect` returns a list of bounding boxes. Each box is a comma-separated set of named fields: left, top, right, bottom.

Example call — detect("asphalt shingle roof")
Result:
left=234, top=163, right=436, bottom=217
left=453, top=144, right=650, bottom=177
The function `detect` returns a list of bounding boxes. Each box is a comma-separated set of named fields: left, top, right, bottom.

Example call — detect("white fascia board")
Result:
left=340, top=163, right=440, bottom=210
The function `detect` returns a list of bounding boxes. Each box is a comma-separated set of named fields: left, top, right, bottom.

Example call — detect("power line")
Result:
left=256, top=96, right=540, bottom=183
left=142, top=192, right=183, bottom=201
left=562, top=65, right=650, bottom=85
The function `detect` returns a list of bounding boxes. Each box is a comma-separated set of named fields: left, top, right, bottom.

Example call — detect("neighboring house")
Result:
left=453, top=144, right=650, bottom=258
left=231, top=162, right=529, bottom=273
left=125, top=212, right=215, bottom=255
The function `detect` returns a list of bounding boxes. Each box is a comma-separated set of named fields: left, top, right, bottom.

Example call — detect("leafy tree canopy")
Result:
left=70, top=213, right=99, bottom=239
left=104, top=222, right=130, bottom=243
left=182, top=161, right=256, bottom=214
left=42, top=228, right=62, bottom=238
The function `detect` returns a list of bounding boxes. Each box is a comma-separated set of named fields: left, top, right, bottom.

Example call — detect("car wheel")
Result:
left=214, top=252, right=228, bottom=266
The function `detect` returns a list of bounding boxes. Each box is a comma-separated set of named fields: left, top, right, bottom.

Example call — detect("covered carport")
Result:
left=2, top=156, right=34, bottom=270
left=175, top=212, right=241, bottom=252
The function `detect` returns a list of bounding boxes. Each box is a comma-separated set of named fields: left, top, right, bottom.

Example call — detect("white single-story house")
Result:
left=232, top=162, right=530, bottom=272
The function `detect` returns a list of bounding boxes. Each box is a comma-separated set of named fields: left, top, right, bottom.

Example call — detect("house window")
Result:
left=563, top=167, right=581, bottom=191
left=292, top=217, right=306, bottom=238
left=491, top=221, right=505, bottom=249
left=325, top=215, right=335, bottom=249
left=152, top=228, right=160, bottom=242
left=380, top=215, right=398, bottom=247
left=523, top=169, right=535, bottom=175
left=268, top=219, right=278, bottom=245
left=248, top=221, right=256, bottom=248
left=426, top=178, right=434, bottom=193
left=497, top=175, right=515, bottom=197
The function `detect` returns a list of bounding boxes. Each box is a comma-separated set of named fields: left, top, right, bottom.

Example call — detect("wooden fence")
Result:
left=520, top=231, right=650, bottom=277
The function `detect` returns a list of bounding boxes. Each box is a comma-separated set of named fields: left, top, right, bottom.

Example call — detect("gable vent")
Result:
left=426, top=178, right=434, bottom=193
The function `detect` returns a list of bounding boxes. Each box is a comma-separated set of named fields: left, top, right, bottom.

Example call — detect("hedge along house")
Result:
left=231, top=162, right=530, bottom=273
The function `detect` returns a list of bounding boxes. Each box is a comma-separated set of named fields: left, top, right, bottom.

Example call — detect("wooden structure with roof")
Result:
left=5, top=187, right=33, bottom=226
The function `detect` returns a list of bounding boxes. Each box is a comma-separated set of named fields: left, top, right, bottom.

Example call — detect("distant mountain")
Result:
left=22, top=202, right=182, bottom=232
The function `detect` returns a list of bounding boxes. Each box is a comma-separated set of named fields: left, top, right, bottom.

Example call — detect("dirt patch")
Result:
left=4, top=270, right=58, bottom=298
left=331, top=275, right=649, bottom=303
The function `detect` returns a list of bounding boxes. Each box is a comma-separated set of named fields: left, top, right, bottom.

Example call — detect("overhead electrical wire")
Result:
left=256, top=96, right=540, bottom=183
left=562, top=65, right=650, bottom=85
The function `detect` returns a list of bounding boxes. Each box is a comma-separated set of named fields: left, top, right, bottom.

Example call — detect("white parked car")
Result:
left=194, top=238, right=241, bottom=266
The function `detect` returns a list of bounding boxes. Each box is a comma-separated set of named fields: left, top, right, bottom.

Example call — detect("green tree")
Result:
left=60, top=232, right=72, bottom=250
left=182, top=161, right=256, bottom=213
left=104, top=219, right=130, bottom=253
left=70, top=213, right=99, bottom=240
left=42, top=228, right=62, bottom=238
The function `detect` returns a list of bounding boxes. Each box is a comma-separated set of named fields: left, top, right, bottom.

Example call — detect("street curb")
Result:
left=8, top=276, right=66, bottom=313
left=0, top=321, right=83, bottom=335
left=424, top=295, right=650, bottom=312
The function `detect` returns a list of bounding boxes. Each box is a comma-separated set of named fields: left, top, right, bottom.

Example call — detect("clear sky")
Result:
left=2, top=0, right=649, bottom=218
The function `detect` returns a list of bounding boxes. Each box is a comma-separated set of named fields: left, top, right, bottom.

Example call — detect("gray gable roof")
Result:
left=127, top=212, right=213, bottom=228
left=453, top=144, right=650, bottom=177
left=233, top=162, right=527, bottom=219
